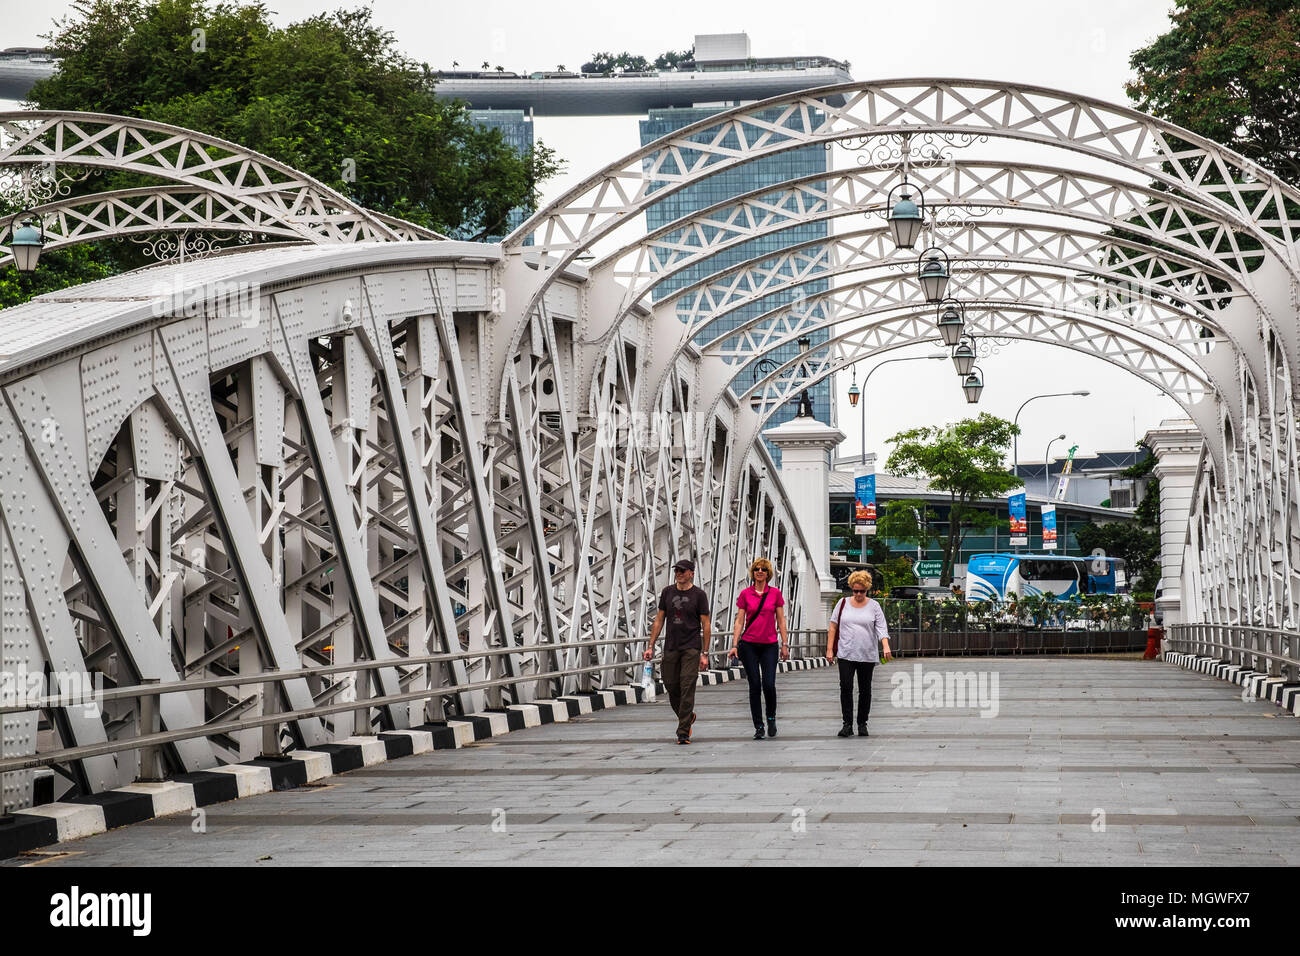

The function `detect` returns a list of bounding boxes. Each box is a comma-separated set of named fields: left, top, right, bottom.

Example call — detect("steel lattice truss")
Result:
left=0, top=112, right=440, bottom=263
left=3, top=81, right=1300, bottom=809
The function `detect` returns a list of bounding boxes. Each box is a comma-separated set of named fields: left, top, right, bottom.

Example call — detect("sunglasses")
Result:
left=851, top=588, right=867, bottom=594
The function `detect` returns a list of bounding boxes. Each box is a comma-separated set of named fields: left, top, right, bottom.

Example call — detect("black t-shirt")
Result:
left=658, top=585, right=710, bottom=651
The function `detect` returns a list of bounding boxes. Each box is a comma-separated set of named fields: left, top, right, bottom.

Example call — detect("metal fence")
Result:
left=1167, top=623, right=1300, bottom=681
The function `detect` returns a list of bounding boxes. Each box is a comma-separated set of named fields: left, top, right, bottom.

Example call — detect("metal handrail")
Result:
left=1166, top=623, right=1299, bottom=680
left=0, top=630, right=837, bottom=775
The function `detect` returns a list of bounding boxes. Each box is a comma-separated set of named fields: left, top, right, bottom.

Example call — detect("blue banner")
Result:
left=1008, top=492, right=1027, bottom=546
left=854, top=469, right=876, bottom=536
left=1042, top=505, right=1057, bottom=550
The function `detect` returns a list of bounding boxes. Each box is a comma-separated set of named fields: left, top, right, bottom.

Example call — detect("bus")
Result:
left=964, top=553, right=1125, bottom=603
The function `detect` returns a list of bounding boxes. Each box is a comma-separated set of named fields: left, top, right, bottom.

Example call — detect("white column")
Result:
left=763, top=415, right=846, bottom=628
left=1144, top=419, right=1203, bottom=626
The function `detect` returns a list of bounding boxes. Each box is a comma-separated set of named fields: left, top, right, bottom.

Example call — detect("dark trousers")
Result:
left=738, top=640, right=778, bottom=726
left=838, top=659, right=876, bottom=725
left=661, top=648, right=700, bottom=736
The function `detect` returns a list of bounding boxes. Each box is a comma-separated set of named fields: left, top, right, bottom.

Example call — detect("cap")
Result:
left=672, top=559, right=695, bottom=572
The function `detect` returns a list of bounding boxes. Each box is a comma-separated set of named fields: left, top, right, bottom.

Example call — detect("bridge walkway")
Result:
left=5, top=657, right=1299, bottom=866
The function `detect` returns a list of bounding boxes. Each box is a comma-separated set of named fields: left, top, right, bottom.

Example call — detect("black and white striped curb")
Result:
left=0, top=657, right=831, bottom=859
left=1163, top=650, right=1300, bottom=715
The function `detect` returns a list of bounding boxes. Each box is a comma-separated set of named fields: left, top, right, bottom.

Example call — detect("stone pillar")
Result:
left=1143, top=419, right=1203, bottom=626
left=763, top=414, right=846, bottom=628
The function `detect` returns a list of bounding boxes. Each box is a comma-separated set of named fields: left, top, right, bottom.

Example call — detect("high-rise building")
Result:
left=440, top=33, right=851, bottom=461
left=639, top=101, right=834, bottom=464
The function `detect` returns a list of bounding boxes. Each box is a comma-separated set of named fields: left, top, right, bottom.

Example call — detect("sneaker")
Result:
left=837, top=723, right=853, bottom=737
left=753, top=725, right=765, bottom=740
left=767, top=718, right=778, bottom=738
left=687, top=711, right=696, bottom=739
left=677, top=733, right=690, bottom=745
left=857, top=722, right=869, bottom=737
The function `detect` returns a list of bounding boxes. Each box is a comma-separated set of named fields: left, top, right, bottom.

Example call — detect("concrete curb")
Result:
left=0, top=657, right=832, bottom=860
left=1163, top=651, right=1300, bottom=716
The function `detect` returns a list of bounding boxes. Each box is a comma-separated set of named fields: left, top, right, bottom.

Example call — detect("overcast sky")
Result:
left=5, top=0, right=1188, bottom=465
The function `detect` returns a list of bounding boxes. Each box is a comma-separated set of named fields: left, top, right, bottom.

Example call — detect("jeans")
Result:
left=838, top=659, right=876, bottom=725
left=661, top=648, right=701, bottom=736
left=738, top=640, right=778, bottom=727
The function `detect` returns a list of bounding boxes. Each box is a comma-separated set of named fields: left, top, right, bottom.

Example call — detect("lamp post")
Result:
left=886, top=182, right=925, bottom=249
left=935, top=298, right=965, bottom=346
left=848, top=353, right=947, bottom=464
left=917, top=247, right=950, bottom=303
left=7, top=214, right=44, bottom=272
left=847, top=353, right=945, bottom=564
left=951, top=335, right=976, bottom=376
left=1011, top=391, right=1090, bottom=490
left=1044, top=433, right=1066, bottom=499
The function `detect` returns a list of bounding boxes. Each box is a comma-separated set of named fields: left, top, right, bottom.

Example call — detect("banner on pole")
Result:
left=1042, top=504, right=1057, bottom=550
left=1008, top=492, right=1027, bottom=546
left=854, top=467, right=876, bottom=536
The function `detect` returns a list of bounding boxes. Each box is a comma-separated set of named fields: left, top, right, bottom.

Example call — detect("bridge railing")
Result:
left=0, top=629, right=838, bottom=781
left=1166, top=623, right=1299, bottom=681
left=0, top=635, right=679, bottom=779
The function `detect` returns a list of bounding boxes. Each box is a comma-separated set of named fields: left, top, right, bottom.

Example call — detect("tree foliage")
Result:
left=582, top=47, right=695, bottom=74
left=15, top=0, right=562, bottom=299
left=1127, top=0, right=1300, bottom=180
left=884, top=413, right=1022, bottom=586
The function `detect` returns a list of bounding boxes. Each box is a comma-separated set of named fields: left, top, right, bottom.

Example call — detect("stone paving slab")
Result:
left=5, top=657, right=1300, bottom=866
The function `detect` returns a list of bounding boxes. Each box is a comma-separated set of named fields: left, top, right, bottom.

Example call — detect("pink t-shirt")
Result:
left=736, top=585, right=784, bottom=643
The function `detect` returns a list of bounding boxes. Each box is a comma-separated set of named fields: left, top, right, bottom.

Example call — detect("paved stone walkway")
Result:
left=8, top=657, right=1300, bottom=866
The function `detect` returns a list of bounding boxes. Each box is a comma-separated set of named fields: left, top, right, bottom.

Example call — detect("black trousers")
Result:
left=837, top=658, right=876, bottom=725
left=738, top=640, right=778, bottom=726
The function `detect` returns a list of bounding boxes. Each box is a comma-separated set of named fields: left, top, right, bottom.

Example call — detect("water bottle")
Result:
left=641, top=661, right=656, bottom=701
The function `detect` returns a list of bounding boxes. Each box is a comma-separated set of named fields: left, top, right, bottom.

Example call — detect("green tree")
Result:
left=18, top=0, right=561, bottom=298
left=581, top=51, right=651, bottom=74
left=1073, top=444, right=1161, bottom=597
left=884, top=413, right=1022, bottom=587
left=1127, top=0, right=1300, bottom=181
left=653, top=47, right=695, bottom=71
left=1073, top=520, right=1160, bottom=595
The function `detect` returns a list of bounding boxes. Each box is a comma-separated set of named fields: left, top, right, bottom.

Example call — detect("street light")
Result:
left=886, top=182, right=925, bottom=249
left=936, top=298, right=965, bottom=346
left=1011, top=390, right=1090, bottom=491
left=1044, top=433, right=1067, bottom=498
left=850, top=353, right=947, bottom=463
left=749, top=358, right=781, bottom=412
left=951, top=335, right=976, bottom=376
left=848, top=352, right=946, bottom=566
left=917, top=247, right=950, bottom=303
left=8, top=214, right=44, bottom=272
left=962, top=366, right=985, bottom=404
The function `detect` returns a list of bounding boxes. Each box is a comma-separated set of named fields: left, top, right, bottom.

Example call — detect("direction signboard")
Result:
left=914, top=560, right=943, bottom=579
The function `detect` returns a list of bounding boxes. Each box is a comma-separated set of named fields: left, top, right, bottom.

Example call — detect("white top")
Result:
left=831, top=598, right=890, bottom=663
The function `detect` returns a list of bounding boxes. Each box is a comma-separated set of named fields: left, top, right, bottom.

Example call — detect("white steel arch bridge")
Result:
left=0, top=79, right=1296, bottom=810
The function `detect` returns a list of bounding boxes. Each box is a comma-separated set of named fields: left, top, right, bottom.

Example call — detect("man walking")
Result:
left=644, top=559, right=711, bottom=744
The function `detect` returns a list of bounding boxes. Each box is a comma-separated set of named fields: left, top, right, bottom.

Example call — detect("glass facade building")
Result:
left=639, top=107, right=834, bottom=465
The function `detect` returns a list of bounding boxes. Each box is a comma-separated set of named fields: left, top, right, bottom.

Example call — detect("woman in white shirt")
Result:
left=826, top=569, right=892, bottom=737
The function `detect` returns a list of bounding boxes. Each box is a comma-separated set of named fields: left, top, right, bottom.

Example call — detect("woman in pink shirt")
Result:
left=730, top=558, right=790, bottom=739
